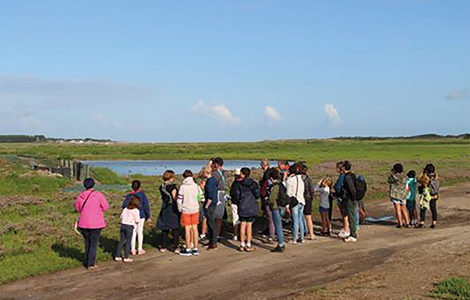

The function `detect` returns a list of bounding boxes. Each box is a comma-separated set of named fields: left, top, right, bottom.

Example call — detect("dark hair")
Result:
left=83, top=178, right=95, bottom=190
left=278, top=160, right=289, bottom=166
left=300, top=164, right=308, bottom=175
left=343, top=160, right=352, bottom=171
left=392, top=163, right=403, bottom=174
left=407, top=170, right=416, bottom=178
left=213, top=157, right=224, bottom=167
left=268, top=168, right=280, bottom=180
left=183, top=169, right=193, bottom=178
left=336, top=161, right=344, bottom=168
left=240, top=167, right=251, bottom=178
left=163, top=170, right=175, bottom=181
left=131, top=180, right=141, bottom=191
left=424, top=163, right=435, bottom=175
left=127, top=195, right=140, bottom=209
left=289, top=164, right=297, bottom=175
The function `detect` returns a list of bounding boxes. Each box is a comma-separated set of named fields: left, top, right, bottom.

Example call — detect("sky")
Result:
left=0, top=0, right=469, bottom=142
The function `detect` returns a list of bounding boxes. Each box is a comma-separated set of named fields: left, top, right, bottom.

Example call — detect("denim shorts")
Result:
left=391, top=198, right=406, bottom=205
left=319, top=206, right=329, bottom=214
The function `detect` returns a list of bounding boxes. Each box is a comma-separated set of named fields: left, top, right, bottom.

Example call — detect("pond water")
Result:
left=83, top=160, right=277, bottom=176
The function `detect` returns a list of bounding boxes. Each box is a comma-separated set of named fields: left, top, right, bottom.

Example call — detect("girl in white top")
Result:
left=315, top=177, right=333, bottom=235
left=286, top=164, right=306, bottom=244
left=115, top=196, right=141, bottom=262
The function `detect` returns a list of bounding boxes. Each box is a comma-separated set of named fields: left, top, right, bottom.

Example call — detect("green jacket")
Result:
left=267, top=182, right=280, bottom=210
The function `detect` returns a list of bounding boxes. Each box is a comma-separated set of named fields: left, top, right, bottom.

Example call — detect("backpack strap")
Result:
left=81, top=191, right=94, bottom=211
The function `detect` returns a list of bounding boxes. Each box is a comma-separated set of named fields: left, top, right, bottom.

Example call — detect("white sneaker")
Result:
left=344, top=236, right=357, bottom=243
left=114, top=257, right=122, bottom=262
left=338, top=231, right=350, bottom=239
left=233, top=235, right=238, bottom=241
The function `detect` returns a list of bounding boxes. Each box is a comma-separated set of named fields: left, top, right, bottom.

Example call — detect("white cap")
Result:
left=234, top=168, right=241, bottom=176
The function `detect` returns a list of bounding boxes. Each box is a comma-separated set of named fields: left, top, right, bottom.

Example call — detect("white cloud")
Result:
left=191, top=100, right=240, bottom=125
left=445, top=89, right=469, bottom=100
left=264, top=106, right=282, bottom=122
left=324, top=103, right=340, bottom=125
left=211, top=105, right=240, bottom=124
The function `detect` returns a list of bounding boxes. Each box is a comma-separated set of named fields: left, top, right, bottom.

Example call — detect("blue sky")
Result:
left=0, top=0, right=469, bottom=142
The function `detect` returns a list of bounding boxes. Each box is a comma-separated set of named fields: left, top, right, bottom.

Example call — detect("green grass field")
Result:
left=0, top=138, right=469, bottom=284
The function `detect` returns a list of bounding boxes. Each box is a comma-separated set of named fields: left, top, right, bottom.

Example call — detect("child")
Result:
left=122, top=180, right=151, bottom=255
left=316, top=177, right=333, bottom=235
left=156, top=170, right=180, bottom=253
left=197, top=166, right=210, bottom=241
left=417, top=164, right=439, bottom=228
left=177, top=170, right=204, bottom=256
left=231, top=167, right=260, bottom=252
left=405, top=170, right=418, bottom=226
left=387, top=163, right=410, bottom=228
left=115, top=196, right=141, bottom=263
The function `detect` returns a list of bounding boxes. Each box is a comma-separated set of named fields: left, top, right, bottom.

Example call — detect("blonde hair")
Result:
left=418, top=172, right=430, bottom=186
left=260, top=159, right=270, bottom=168
left=203, top=166, right=212, bottom=176
left=321, top=177, right=333, bottom=187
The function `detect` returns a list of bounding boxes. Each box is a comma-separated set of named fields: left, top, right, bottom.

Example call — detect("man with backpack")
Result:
left=266, top=168, right=289, bottom=252
left=230, top=168, right=260, bottom=252
left=340, top=160, right=365, bottom=242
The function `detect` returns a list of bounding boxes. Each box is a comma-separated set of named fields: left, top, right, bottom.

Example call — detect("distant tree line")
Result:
left=0, top=135, right=47, bottom=143
left=0, top=135, right=112, bottom=143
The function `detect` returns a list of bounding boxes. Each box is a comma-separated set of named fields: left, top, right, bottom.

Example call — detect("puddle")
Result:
left=365, top=216, right=394, bottom=223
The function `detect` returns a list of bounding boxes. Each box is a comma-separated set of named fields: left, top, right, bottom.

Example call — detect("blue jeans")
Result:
left=272, top=207, right=285, bottom=246
left=116, top=224, right=134, bottom=258
left=356, top=206, right=360, bottom=229
left=291, top=204, right=305, bottom=242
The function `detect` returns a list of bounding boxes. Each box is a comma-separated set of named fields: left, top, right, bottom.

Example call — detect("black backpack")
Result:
left=355, top=174, right=367, bottom=201
left=275, top=183, right=290, bottom=207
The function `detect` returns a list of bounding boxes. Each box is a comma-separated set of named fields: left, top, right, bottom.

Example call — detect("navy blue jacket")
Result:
left=122, top=190, right=151, bottom=220
left=231, top=178, right=260, bottom=218
left=204, top=177, right=219, bottom=208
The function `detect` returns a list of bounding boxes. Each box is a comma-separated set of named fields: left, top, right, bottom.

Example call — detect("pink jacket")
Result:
left=75, top=189, right=109, bottom=229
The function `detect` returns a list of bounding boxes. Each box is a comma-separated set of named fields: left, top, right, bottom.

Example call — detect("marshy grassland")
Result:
left=0, top=138, right=469, bottom=284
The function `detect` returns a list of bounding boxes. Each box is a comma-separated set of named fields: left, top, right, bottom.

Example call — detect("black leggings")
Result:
left=420, top=199, right=437, bottom=222
left=160, top=229, right=180, bottom=249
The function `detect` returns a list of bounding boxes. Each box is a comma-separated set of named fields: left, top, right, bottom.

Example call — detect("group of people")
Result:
left=74, top=158, right=439, bottom=268
left=388, top=163, right=440, bottom=228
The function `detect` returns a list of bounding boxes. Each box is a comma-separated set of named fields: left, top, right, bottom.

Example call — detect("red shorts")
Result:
left=181, top=212, right=199, bottom=226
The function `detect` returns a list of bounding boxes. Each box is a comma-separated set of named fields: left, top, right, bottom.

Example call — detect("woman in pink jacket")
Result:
left=75, top=178, right=109, bottom=269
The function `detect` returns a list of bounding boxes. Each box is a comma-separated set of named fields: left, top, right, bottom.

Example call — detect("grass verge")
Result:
left=430, top=277, right=470, bottom=300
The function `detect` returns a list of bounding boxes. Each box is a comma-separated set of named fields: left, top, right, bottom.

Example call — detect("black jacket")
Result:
left=231, top=178, right=260, bottom=218
left=342, top=172, right=357, bottom=201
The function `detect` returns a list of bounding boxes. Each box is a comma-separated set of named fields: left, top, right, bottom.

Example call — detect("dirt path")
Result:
left=1, top=183, right=469, bottom=300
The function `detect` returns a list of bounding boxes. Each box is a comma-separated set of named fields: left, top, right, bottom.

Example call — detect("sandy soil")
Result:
left=1, top=182, right=469, bottom=300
